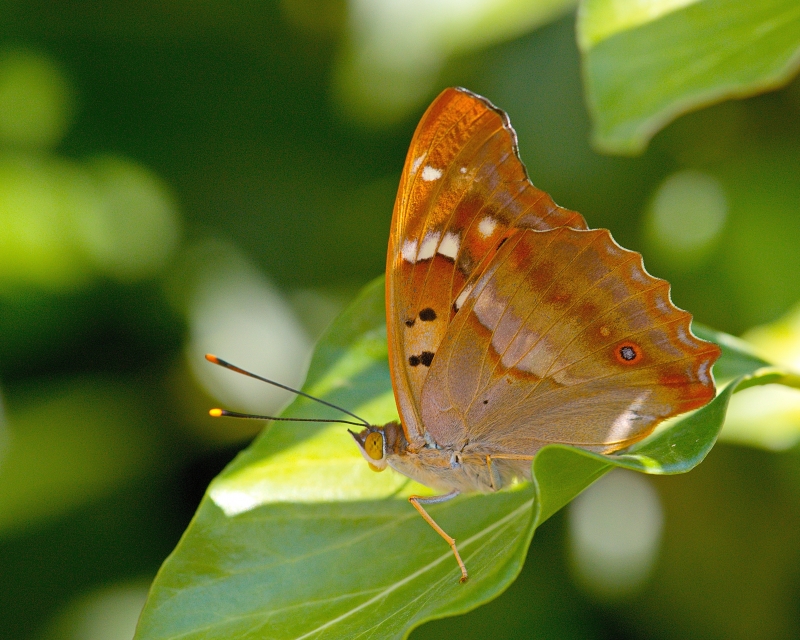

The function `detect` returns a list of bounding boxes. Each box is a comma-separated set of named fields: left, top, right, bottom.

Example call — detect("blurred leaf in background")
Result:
left=579, top=0, right=800, bottom=153
left=720, top=303, right=800, bottom=450
left=39, top=581, right=151, bottom=640
left=171, top=238, right=315, bottom=441
left=330, top=0, right=576, bottom=124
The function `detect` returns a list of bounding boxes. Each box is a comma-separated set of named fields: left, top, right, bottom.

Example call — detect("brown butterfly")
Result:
left=210, top=87, right=721, bottom=583
left=348, top=87, right=721, bottom=582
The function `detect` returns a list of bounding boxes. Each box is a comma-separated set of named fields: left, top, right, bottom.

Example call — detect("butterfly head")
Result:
left=348, top=422, right=409, bottom=472
left=348, top=426, right=388, bottom=471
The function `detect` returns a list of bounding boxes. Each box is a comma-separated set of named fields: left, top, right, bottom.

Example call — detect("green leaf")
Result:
left=135, top=276, right=794, bottom=640
left=692, top=323, right=772, bottom=383
left=578, top=0, right=800, bottom=154
left=715, top=304, right=800, bottom=450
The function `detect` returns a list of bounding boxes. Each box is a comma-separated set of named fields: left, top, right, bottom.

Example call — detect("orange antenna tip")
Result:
left=209, top=408, right=223, bottom=417
left=203, top=353, right=370, bottom=426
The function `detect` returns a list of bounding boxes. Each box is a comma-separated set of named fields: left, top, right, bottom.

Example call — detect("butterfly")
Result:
left=209, top=87, right=721, bottom=584
left=345, top=87, right=722, bottom=582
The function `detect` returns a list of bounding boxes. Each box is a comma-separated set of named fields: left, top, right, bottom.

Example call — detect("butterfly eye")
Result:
left=615, top=342, right=643, bottom=365
left=349, top=427, right=388, bottom=472
left=364, top=431, right=385, bottom=461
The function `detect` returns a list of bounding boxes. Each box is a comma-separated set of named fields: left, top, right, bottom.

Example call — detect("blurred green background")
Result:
left=2, top=2, right=800, bottom=639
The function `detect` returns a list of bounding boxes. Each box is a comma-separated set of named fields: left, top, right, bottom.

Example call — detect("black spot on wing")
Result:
left=408, top=352, right=435, bottom=367
left=419, top=308, right=437, bottom=321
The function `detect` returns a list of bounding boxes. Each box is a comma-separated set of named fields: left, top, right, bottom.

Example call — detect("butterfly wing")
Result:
left=419, top=226, right=722, bottom=455
left=386, top=87, right=587, bottom=448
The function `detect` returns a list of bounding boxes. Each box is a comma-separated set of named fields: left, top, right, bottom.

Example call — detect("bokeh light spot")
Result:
left=644, top=169, right=727, bottom=267
left=0, top=154, right=94, bottom=290
left=81, top=155, right=181, bottom=281
left=44, top=582, right=149, bottom=640
left=568, top=469, right=664, bottom=599
left=182, top=241, right=312, bottom=425
left=0, top=49, right=74, bottom=149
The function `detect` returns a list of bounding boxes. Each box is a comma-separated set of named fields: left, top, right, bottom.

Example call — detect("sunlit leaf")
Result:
left=717, top=304, right=800, bottom=450
left=135, top=276, right=794, bottom=639
left=578, top=0, right=800, bottom=153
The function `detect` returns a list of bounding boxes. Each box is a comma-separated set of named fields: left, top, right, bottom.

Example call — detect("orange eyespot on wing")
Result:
left=615, top=342, right=643, bottom=365
left=386, top=87, right=587, bottom=448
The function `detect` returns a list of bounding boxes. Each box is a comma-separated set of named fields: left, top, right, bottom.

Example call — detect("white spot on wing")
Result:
left=411, top=155, right=425, bottom=174
left=422, top=166, right=442, bottom=181
left=697, top=360, right=711, bottom=385
left=607, top=392, right=652, bottom=442
left=630, top=263, right=649, bottom=284
left=676, top=324, right=694, bottom=347
left=454, top=282, right=474, bottom=311
left=438, top=231, right=460, bottom=259
left=401, top=238, right=418, bottom=263
left=417, top=231, right=441, bottom=261
left=603, top=241, right=624, bottom=258
left=478, top=216, right=497, bottom=237
left=654, top=293, right=671, bottom=314
left=459, top=167, right=467, bottom=174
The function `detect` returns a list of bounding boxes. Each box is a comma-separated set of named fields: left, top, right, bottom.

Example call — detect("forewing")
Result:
left=386, top=87, right=587, bottom=446
left=420, top=226, right=722, bottom=454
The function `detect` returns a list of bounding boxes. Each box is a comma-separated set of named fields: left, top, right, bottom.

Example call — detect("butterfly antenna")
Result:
left=205, top=354, right=370, bottom=427
left=208, top=408, right=368, bottom=427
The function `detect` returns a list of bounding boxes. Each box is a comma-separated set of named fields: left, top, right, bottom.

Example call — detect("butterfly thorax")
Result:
left=350, top=421, right=531, bottom=494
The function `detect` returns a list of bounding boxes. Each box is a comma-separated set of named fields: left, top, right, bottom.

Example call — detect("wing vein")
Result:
left=470, top=229, right=608, bottom=414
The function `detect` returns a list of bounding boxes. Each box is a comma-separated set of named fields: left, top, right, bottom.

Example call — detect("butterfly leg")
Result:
left=408, top=491, right=468, bottom=583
